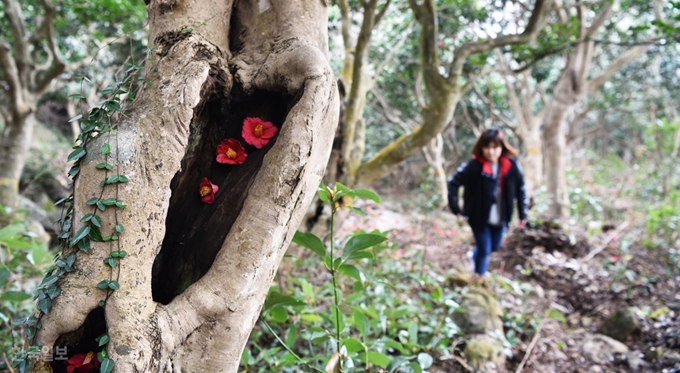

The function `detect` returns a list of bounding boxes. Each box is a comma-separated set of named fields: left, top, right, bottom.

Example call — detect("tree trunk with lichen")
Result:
left=29, top=1, right=338, bottom=372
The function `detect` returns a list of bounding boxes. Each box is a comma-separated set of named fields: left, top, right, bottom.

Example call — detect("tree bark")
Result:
left=0, top=0, right=65, bottom=209
left=31, top=1, right=338, bottom=372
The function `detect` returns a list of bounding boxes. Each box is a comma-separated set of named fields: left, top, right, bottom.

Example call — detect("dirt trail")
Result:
left=338, top=199, right=680, bottom=373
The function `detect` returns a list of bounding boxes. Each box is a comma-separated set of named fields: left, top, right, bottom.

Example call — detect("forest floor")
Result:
left=338, top=196, right=680, bottom=373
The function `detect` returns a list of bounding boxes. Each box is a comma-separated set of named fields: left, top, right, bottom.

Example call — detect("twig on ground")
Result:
left=582, top=221, right=629, bottom=262
left=515, top=319, right=544, bottom=373
left=440, top=354, right=474, bottom=372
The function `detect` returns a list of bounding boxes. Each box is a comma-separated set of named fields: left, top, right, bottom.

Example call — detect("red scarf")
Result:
left=473, top=155, right=512, bottom=190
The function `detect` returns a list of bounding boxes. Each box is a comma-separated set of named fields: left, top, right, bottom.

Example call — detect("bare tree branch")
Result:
left=374, top=0, right=393, bottom=26
left=588, top=44, right=649, bottom=93
left=336, top=0, right=352, bottom=50
left=34, top=0, right=65, bottom=93
left=449, top=0, right=553, bottom=83
left=472, top=84, right=516, bottom=130
left=373, top=20, right=413, bottom=79
left=372, top=88, right=416, bottom=132
left=2, top=0, right=32, bottom=85
left=586, top=2, right=614, bottom=37
left=0, top=40, right=28, bottom=124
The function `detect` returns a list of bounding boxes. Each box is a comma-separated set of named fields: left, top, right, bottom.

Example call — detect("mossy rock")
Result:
left=598, top=307, right=638, bottom=342
left=452, top=288, right=503, bottom=335
left=464, top=335, right=506, bottom=371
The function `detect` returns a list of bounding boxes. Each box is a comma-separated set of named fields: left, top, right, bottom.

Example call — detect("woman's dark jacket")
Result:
left=447, top=157, right=528, bottom=229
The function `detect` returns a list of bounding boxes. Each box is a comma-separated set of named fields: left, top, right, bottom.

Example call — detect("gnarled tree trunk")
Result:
left=30, top=1, right=338, bottom=372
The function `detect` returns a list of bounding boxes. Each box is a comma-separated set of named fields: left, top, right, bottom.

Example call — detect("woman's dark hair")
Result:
left=471, top=128, right=518, bottom=158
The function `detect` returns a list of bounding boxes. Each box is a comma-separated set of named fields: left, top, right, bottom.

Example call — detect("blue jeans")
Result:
left=471, top=224, right=506, bottom=275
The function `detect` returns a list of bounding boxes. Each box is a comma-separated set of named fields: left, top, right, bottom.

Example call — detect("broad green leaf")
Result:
left=97, top=280, right=110, bottom=289
left=317, top=184, right=332, bottom=203
left=349, top=206, right=367, bottom=217
left=408, top=321, right=418, bottom=345
left=102, top=143, right=111, bottom=155
left=345, top=250, right=374, bottom=262
left=381, top=338, right=409, bottom=355
left=0, top=291, right=32, bottom=302
left=343, top=234, right=387, bottom=257
left=352, top=308, right=369, bottom=338
left=270, top=306, right=288, bottom=323
left=284, top=324, right=298, bottom=347
left=108, top=281, right=120, bottom=290
left=263, top=291, right=305, bottom=311
left=337, top=264, right=362, bottom=282
left=359, top=351, right=389, bottom=368
left=343, top=338, right=365, bottom=353
left=292, top=231, right=326, bottom=258
left=115, top=224, right=125, bottom=233
left=81, top=213, right=94, bottom=222
left=300, top=313, right=322, bottom=323
left=86, top=197, right=99, bottom=205
left=0, top=268, right=10, bottom=288
left=352, top=188, right=381, bottom=203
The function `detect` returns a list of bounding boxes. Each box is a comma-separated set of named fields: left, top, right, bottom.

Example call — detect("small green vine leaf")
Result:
left=98, top=300, right=106, bottom=307
left=108, top=281, right=120, bottom=290
left=86, top=197, right=99, bottom=206
left=102, top=198, right=117, bottom=206
left=118, top=175, right=129, bottom=183
left=115, top=201, right=126, bottom=208
left=69, top=165, right=80, bottom=177
left=81, top=213, right=94, bottom=222
left=100, top=358, right=114, bottom=373
left=115, top=224, right=124, bottom=233
left=91, top=215, right=102, bottom=228
left=96, top=334, right=110, bottom=347
left=97, top=280, right=110, bottom=289
left=102, top=143, right=111, bottom=155
left=111, top=251, right=127, bottom=258
left=89, top=226, right=104, bottom=242
left=77, top=238, right=91, bottom=253
left=38, top=297, right=52, bottom=314
left=67, top=148, right=87, bottom=162
left=96, top=163, right=114, bottom=171
left=69, top=226, right=91, bottom=247
left=96, top=201, right=106, bottom=211
left=46, top=285, right=61, bottom=299
left=104, top=258, right=118, bottom=267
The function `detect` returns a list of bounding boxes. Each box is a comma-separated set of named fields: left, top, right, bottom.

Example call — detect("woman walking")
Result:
left=447, top=128, right=528, bottom=276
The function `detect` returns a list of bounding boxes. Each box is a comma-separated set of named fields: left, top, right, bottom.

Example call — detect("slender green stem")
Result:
left=329, top=205, right=342, bottom=355
left=262, top=321, right=325, bottom=373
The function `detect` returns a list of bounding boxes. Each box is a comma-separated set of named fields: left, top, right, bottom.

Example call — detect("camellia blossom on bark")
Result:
left=242, top=117, right=278, bottom=149
left=199, top=177, right=219, bottom=204
left=65, top=351, right=99, bottom=373
left=216, top=138, right=247, bottom=165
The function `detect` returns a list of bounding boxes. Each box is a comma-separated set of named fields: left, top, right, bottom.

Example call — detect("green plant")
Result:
left=0, top=207, right=53, bottom=371
left=11, top=56, right=146, bottom=373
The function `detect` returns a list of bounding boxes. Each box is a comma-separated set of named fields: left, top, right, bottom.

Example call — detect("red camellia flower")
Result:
left=199, top=177, right=219, bottom=204
left=216, top=139, right=247, bottom=164
left=65, top=351, right=99, bottom=373
left=242, top=117, right=278, bottom=149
